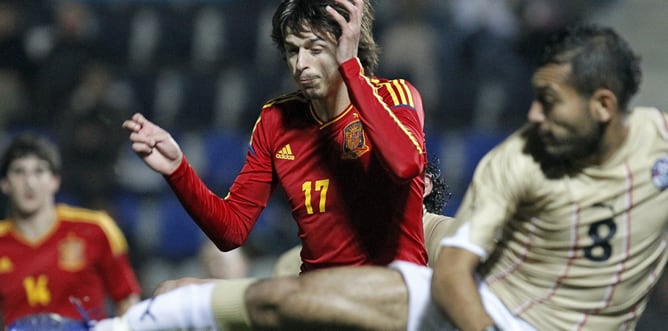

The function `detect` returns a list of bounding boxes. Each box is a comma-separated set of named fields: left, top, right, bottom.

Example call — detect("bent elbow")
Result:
left=390, top=158, right=424, bottom=182
left=397, top=165, right=421, bottom=181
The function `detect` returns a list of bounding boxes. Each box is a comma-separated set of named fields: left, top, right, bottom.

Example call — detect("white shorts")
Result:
left=389, top=260, right=451, bottom=331
left=389, top=261, right=537, bottom=331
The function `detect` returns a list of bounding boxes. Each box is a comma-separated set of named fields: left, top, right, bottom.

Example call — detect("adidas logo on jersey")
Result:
left=276, top=144, right=295, bottom=160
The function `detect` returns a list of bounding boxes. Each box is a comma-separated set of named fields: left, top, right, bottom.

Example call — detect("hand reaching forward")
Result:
left=326, top=0, right=362, bottom=65
left=122, top=113, right=183, bottom=175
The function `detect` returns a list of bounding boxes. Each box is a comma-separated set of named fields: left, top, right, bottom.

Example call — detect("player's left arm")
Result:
left=340, top=58, right=426, bottom=180
left=328, top=0, right=424, bottom=180
left=96, top=213, right=143, bottom=312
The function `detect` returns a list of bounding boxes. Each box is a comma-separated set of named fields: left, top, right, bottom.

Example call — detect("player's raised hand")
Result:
left=122, top=113, right=183, bottom=175
left=326, top=0, right=362, bottom=65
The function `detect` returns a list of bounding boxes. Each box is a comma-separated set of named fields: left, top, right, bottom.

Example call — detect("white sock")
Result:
left=124, top=283, right=217, bottom=331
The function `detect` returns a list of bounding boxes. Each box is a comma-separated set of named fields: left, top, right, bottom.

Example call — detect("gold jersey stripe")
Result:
left=362, top=76, right=423, bottom=155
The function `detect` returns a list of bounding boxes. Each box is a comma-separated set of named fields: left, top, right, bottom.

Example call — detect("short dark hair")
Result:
left=540, top=24, right=642, bottom=112
left=423, top=157, right=450, bottom=214
left=0, top=133, right=62, bottom=178
left=271, top=0, right=380, bottom=76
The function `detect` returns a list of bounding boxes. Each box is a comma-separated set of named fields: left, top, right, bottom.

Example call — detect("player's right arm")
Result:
left=122, top=113, right=272, bottom=250
left=432, top=132, right=528, bottom=331
left=432, top=246, right=495, bottom=331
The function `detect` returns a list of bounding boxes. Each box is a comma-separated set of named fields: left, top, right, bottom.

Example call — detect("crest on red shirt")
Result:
left=58, top=233, right=85, bottom=271
left=342, top=120, right=370, bottom=159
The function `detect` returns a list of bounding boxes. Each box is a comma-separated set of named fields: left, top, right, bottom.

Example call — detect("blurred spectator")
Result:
left=0, top=0, right=33, bottom=130
left=32, top=0, right=100, bottom=126
left=377, top=0, right=445, bottom=132
left=55, top=62, right=129, bottom=210
left=436, top=0, right=620, bottom=131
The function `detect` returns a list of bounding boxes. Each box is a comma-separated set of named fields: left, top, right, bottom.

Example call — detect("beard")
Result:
left=524, top=122, right=605, bottom=178
left=540, top=123, right=603, bottom=161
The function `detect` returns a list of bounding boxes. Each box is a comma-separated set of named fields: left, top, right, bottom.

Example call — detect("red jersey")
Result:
left=0, top=204, right=141, bottom=326
left=167, top=58, right=428, bottom=271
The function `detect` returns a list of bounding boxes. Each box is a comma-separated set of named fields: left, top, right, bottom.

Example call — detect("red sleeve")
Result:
left=339, top=58, right=426, bottom=180
left=165, top=152, right=272, bottom=250
left=103, top=254, right=141, bottom=301
left=96, top=220, right=141, bottom=301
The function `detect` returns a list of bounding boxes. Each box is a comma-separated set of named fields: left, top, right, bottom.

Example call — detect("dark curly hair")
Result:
left=423, top=157, right=451, bottom=215
left=540, top=24, right=642, bottom=112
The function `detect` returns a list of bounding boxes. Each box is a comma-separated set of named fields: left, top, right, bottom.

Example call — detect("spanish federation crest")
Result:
left=342, top=120, right=370, bottom=159
left=58, top=233, right=85, bottom=271
left=651, top=156, right=668, bottom=190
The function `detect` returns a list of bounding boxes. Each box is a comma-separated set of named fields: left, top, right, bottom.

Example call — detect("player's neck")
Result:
left=13, top=203, right=57, bottom=241
left=310, top=85, right=351, bottom=122
left=595, top=114, right=630, bottom=165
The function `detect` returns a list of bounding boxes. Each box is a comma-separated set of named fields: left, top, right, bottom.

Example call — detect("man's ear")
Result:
left=589, top=88, right=618, bottom=122
left=423, top=174, right=433, bottom=198
left=51, top=175, right=61, bottom=194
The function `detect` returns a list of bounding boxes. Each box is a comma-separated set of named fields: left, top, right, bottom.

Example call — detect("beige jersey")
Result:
left=444, top=108, right=668, bottom=330
left=422, top=213, right=458, bottom=268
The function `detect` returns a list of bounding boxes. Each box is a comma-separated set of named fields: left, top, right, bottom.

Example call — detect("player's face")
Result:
left=527, top=63, right=603, bottom=160
left=284, top=26, right=343, bottom=100
left=0, top=155, right=60, bottom=216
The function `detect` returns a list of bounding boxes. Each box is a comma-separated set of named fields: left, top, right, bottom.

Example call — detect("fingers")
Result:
left=331, top=0, right=362, bottom=22
left=123, top=113, right=163, bottom=152
left=326, top=0, right=363, bottom=64
left=325, top=4, right=346, bottom=26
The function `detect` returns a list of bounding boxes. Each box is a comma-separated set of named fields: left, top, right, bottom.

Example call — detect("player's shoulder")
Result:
left=370, top=76, right=415, bottom=89
left=629, top=107, right=668, bottom=136
left=56, top=204, right=129, bottom=253
left=370, top=76, right=419, bottom=99
left=56, top=204, right=119, bottom=232
left=256, top=92, right=312, bottom=134
left=262, top=91, right=307, bottom=112
left=57, top=204, right=110, bottom=222
left=478, top=128, right=528, bottom=166
left=0, top=219, right=12, bottom=237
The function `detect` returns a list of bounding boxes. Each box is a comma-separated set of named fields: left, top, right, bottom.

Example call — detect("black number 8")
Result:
left=584, top=218, right=617, bottom=262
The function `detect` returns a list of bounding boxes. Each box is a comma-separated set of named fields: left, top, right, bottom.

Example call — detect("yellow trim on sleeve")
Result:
left=57, top=205, right=129, bottom=256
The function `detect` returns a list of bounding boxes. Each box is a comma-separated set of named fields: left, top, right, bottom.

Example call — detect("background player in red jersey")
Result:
left=0, top=133, right=141, bottom=328
left=123, top=0, right=428, bottom=274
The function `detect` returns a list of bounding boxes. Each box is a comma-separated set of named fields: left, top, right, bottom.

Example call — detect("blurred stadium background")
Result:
left=0, top=0, right=666, bottom=328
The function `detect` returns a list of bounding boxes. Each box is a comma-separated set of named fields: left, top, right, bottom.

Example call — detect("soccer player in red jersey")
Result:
left=0, top=133, right=142, bottom=328
left=123, top=0, right=428, bottom=272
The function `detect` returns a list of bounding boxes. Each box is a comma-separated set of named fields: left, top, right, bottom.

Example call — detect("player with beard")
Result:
left=432, top=24, right=668, bottom=331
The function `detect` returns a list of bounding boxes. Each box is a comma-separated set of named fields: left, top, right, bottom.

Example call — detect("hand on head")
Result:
left=326, top=0, right=362, bottom=65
